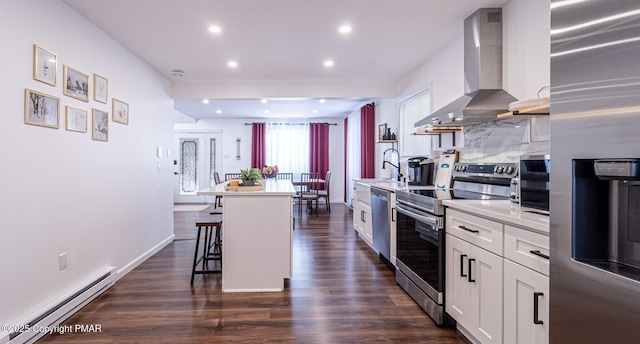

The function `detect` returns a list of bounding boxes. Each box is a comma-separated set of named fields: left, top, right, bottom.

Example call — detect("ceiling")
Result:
left=62, top=0, right=512, bottom=120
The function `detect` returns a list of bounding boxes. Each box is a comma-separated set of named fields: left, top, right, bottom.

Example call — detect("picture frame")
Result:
left=65, top=106, right=87, bottom=132
left=33, top=44, right=57, bottom=86
left=93, top=73, right=108, bottom=103
left=378, top=123, right=387, bottom=141
left=63, top=65, right=89, bottom=102
left=112, top=98, right=129, bottom=125
left=92, top=108, right=109, bottom=142
left=24, top=88, right=59, bottom=129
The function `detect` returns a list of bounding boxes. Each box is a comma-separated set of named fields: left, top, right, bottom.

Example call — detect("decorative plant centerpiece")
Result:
left=262, top=165, right=279, bottom=178
left=240, top=168, right=263, bottom=186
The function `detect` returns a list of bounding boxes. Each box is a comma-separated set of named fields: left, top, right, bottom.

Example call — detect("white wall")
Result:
left=0, top=0, right=174, bottom=328
left=174, top=118, right=345, bottom=203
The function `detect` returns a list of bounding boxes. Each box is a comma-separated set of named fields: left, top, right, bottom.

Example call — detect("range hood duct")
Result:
left=416, top=8, right=516, bottom=127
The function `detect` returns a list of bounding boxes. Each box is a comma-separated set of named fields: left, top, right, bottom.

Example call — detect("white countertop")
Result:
left=443, top=200, right=550, bottom=234
left=197, top=179, right=297, bottom=196
left=354, top=179, right=445, bottom=192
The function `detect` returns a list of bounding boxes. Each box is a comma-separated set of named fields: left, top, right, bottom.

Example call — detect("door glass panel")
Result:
left=180, top=138, right=198, bottom=194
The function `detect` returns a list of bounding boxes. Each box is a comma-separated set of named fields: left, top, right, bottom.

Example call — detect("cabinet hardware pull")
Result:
left=460, top=254, right=467, bottom=277
left=534, top=292, right=544, bottom=325
left=530, top=250, right=550, bottom=260
left=392, top=207, right=396, bottom=222
left=459, top=225, right=479, bottom=233
left=361, top=210, right=365, bottom=222
left=468, top=258, right=476, bottom=282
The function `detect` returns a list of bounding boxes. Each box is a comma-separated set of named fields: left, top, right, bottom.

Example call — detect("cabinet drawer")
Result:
left=504, top=225, right=550, bottom=276
left=446, top=209, right=504, bottom=255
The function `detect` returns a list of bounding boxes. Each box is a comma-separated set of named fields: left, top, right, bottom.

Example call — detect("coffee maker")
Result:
left=407, top=157, right=434, bottom=185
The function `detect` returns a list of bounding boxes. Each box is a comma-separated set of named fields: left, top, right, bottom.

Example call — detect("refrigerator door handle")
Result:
left=534, top=292, right=544, bottom=325
left=468, top=258, right=476, bottom=282
left=460, top=254, right=467, bottom=277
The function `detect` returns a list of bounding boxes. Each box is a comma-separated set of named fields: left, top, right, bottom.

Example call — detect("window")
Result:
left=266, top=123, right=309, bottom=178
left=180, top=138, right=198, bottom=193
left=400, top=89, right=432, bottom=157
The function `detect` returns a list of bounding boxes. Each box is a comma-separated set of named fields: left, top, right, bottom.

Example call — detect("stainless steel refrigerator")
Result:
left=551, top=1, right=640, bottom=342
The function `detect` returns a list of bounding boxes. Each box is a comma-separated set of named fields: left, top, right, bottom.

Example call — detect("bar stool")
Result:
left=190, top=214, right=223, bottom=285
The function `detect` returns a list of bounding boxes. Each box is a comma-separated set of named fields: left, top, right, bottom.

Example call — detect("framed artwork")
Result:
left=65, top=106, right=87, bottom=132
left=93, top=74, right=108, bottom=103
left=378, top=123, right=387, bottom=141
left=112, top=98, right=129, bottom=125
left=24, top=88, right=59, bottom=129
left=63, top=65, right=89, bottom=102
left=92, top=108, right=109, bottom=142
left=33, top=44, right=57, bottom=86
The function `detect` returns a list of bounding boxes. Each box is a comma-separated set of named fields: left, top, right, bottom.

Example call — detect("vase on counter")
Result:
left=242, top=180, right=255, bottom=186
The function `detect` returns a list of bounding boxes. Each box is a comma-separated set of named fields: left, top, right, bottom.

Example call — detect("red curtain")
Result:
left=251, top=122, right=266, bottom=168
left=360, top=103, right=375, bottom=178
left=310, top=122, right=329, bottom=189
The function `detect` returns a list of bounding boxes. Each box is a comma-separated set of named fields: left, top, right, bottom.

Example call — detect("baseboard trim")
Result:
left=115, top=234, right=175, bottom=281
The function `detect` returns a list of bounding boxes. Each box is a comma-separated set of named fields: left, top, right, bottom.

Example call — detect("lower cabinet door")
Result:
left=504, top=259, right=549, bottom=344
left=446, top=234, right=473, bottom=324
left=470, top=245, right=503, bottom=344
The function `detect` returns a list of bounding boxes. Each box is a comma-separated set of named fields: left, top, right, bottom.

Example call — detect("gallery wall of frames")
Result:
left=27, top=44, right=130, bottom=142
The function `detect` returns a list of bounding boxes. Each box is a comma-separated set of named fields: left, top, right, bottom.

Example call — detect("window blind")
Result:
left=400, top=89, right=432, bottom=157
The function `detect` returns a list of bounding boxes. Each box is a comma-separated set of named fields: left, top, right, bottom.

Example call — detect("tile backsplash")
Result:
left=457, top=117, right=549, bottom=163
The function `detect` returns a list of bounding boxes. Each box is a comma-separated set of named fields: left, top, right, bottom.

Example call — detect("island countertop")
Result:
left=197, top=179, right=296, bottom=196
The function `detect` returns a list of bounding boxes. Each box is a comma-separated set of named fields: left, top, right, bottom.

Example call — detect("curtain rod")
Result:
left=244, top=122, right=338, bottom=125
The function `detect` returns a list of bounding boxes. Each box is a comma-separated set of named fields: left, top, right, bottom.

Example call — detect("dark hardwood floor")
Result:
left=38, top=204, right=467, bottom=343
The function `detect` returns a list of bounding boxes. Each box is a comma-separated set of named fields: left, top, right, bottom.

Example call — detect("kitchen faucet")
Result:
left=382, top=148, right=402, bottom=181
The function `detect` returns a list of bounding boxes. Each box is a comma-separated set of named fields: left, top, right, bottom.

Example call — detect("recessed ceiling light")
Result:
left=202, top=99, right=209, bottom=104
left=227, top=60, right=238, bottom=68
left=216, top=110, right=222, bottom=114
left=324, top=60, right=334, bottom=67
left=339, top=25, right=352, bottom=34
left=208, top=25, right=222, bottom=33
left=319, top=99, right=326, bottom=103
left=261, top=99, right=268, bottom=104
left=313, top=110, right=318, bottom=114
left=265, top=110, right=270, bottom=114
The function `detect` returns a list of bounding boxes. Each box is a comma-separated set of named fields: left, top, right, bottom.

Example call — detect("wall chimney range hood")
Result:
left=416, top=8, right=516, bottom=127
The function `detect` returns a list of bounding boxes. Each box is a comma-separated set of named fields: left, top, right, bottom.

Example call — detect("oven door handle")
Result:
left=395, top=203, right=440, bottom=228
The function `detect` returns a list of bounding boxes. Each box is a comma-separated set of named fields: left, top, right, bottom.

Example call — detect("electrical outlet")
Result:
left=59, top=252, right=68, bottom=270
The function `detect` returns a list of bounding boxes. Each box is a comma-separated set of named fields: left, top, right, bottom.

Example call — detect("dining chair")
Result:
left=224, top=173, right=241, bottom=181
left=298, top=172, right=319, bottom=217
left=317, top=171, right=331, bottom=212
left=213, top=172, right=223, bottom=209
left=275, top=173, right=293, bottom=181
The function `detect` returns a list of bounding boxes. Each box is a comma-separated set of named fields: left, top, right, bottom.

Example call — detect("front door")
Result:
left=173, top=132, right=222, bottom=204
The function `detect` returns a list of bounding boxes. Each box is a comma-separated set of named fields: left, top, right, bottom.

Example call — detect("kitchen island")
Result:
left=197, top=179, right=296, bottom=292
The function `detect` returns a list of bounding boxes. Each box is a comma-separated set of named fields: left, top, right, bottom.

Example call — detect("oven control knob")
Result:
left=506, top=166, right=514, bottom=174
left=461, top=165, right=467, bottom=172
left=495, top=166, right=504, bottom=174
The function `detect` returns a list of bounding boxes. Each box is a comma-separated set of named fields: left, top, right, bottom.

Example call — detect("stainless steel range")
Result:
left=395, top=162, right=517, bottom=325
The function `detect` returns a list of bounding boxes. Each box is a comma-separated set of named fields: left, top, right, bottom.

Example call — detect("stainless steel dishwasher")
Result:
left=371, top=187, right=391, bottom=261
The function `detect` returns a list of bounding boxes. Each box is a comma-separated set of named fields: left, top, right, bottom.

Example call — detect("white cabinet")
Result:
left=352, top=185, right=373, bottom=248
left=446, top=206, right=550, bottom=344
left=503, top=225, right=549, bottom=344
left=446, top=233, right=503, bottom=344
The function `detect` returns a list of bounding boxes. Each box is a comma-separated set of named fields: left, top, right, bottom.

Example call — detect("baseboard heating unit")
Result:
left=2, top=266, right=117, bottom=344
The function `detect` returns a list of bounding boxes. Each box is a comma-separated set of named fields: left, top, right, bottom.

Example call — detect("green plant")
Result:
left=240, top=168, right=263, bottom=182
